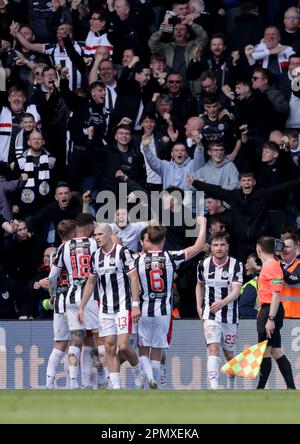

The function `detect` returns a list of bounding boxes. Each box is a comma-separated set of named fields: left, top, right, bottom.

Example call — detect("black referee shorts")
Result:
left=257, top=303, right=284, bottom=348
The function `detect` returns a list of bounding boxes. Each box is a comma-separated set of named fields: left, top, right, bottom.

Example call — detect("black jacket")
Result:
left=192, top=179, right=300, bottom=243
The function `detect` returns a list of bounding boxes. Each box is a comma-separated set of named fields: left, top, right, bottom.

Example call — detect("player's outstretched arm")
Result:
left=185, top=216, right=207, bottom=260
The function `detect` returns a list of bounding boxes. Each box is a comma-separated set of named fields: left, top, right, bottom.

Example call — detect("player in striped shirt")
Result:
left=196, top=232, right=243, bottom=389
left=49, top=214, right=99, bottom=389
left=46, top=219, right=76, bottom=389
left=135, top=216, right=207, bottom=389
left=77, top=223, right=144, bottom=390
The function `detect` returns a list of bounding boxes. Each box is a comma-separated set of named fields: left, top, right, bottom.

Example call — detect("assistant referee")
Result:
left=256, top=236, right=296, bottom=389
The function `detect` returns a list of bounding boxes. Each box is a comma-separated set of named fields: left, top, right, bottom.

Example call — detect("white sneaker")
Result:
left=149, top=379, right=158, bottom=389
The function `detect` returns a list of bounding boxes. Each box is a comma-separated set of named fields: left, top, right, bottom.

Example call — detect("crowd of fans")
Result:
left=0, top=0, right=300, bottom=320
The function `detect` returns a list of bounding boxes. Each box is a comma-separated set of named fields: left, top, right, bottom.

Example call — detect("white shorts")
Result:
left=53, top=312, right=70, bottom=341
left=203, top=319, right=237, bottom=352
left=66, top=298, right=99, bottom=332
left=99, top=310, right=133, bottom=337
left=137, top=315, right=170, bottom=348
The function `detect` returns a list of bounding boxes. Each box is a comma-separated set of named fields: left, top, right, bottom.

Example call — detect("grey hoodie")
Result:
left=193, top=156, right=240, bottom=190
left=143, top=144, right=205, bottom=190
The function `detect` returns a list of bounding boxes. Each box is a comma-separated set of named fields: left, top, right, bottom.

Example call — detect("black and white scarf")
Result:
left=20, top=149, right=54, bottom=204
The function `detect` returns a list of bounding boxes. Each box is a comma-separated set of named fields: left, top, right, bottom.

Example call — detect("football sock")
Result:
left=151, top=360, right=160, bottom=383
left=257, top=357, right=272, bottom=389
left=207, top=355, right=220, bottom=389
left=46, top=348, right=64, bottom=388
left=276, top=355, right=296, bottom=389
left=80, top=346, right=94, bottom=388
left=140, top=356, right=154, bottom=382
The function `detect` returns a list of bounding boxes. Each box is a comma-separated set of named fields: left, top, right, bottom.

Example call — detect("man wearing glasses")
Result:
left=83, top=9, right=114, bottom=57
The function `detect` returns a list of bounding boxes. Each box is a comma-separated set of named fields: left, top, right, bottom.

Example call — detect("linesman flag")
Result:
left=221, top=340, right=268, bottom=378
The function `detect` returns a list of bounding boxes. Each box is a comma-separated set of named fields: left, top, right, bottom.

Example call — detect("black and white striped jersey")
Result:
left=43, top=41, right=85, bottom=90
left=135, top=250, right=187, bottom=317
left=197, top=256, right=243, bottom=324
left=90, top=243, right=136, bottom=314
left=52, top=237, right=97, bottom=305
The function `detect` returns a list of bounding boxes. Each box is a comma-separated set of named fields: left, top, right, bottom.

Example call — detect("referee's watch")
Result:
left=268, top=315, right=275, bottom=321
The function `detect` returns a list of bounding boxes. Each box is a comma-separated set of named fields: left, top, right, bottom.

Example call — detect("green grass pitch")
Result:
left=1, top=390, right=300, bottom=424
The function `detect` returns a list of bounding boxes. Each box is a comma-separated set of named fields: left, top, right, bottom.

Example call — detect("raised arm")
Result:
left=184, top=215, right=207, bottom=260
left=10, top=21, right=44, bottom=53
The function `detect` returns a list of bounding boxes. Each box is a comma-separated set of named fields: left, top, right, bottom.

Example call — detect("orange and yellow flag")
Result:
left=221, top=340, right=268, bottom=378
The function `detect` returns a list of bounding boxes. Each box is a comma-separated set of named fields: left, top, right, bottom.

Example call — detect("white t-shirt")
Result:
left=110, top=221, right=148, bottom=252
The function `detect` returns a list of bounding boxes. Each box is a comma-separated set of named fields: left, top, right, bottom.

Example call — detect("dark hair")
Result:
left=239, top=171, right=255, bottom=180
left=76, top=213, right=95, bottom=228
left=208, top=139, right=224, bottom=150
left=8, top=85, right=27, bottom=97
left=140, top=227, right=148, bottom=241
left=256, top=236, right=275, bottom=254
left=203, top=94, right=220, bottom=105
left=253, top=67, right=273, bottom=85
left=21, top=113, right=35, bottom=121
left=210, top=33, right=226, bottom=45
left=289, top=53, right=300, bottom=62
left=89, top=81, right=106, bottom=91
left=147, top=225, right=167, bottom=244
left=200, top=70, right=216, bottom=83
left=165, top=186, right=184, bottom=201
left=56, top=181, right=70, bottom=189
left=262, top=141, right=280, bottom=153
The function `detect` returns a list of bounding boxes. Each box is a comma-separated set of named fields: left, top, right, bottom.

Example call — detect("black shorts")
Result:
left=257, top=303, right=284, bottom=348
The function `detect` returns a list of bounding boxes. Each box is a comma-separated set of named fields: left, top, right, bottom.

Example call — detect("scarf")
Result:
left=20, top=148, right=53, bottom=204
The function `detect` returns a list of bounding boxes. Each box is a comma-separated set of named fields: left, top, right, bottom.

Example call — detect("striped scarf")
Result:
left=20, top=149, right=52, bottom=204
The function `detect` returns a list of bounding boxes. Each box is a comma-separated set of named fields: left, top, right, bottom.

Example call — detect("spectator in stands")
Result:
left=229, top=1, right=265, bottom=52
left=9, top=112, right=35, bottom=171
left=5, top=23, right=50, bottom=87
left=107, top=0, right=155, bottom=64
left=10, top=21, right=85, bottom=90
left=88, top=123, right=144, bottom=195
left=188, top=171, right=300, bottom=261
left=141, top=131, right=205, bottom=191
left=251, top=67, right=290, bottom=130
left=16, top=130, right=56, bottom=220
left=59, top=69, right=107, bottom=191
left=187, top=33, right=238, bottom=90
left=199, top=94, right=236, bottom=153
left=148, top=15, right=208, bottom=93
left=193, top=139, right=240, bottom=190
left=31, top=246, right=55, bottom=319
left=238, top=252, right=261, bottom=319
left=6, top=219, right=47, bottom=319
left=0, top=85, right=39, bottom=164
left=0, top=262, right=18, bottom=319
left=28, top=182, right=83, bottom=244
left=110, top=59, right=156, bottom=132
left=165, top=73, right=198, bottom=125
left=251, top=25, right=295, bottom=86
left=193, top=70, right=232, bottom=114
left=0, top=161, right=26, bottom=221
left=83, top=8, right=114, bottom=57
left=280, top=7, right=300, bottom=54
left=89, top=59, right=118, bottom=122
left=109, top=207, right=148, bottom=253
